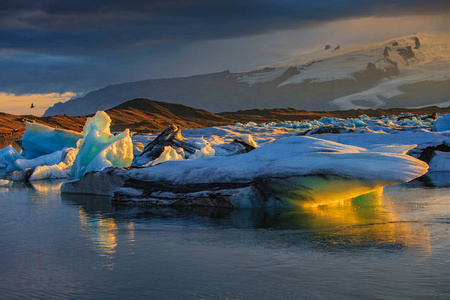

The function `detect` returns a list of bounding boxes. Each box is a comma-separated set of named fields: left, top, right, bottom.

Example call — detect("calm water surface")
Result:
left=0, top=174, right=449, bottom=299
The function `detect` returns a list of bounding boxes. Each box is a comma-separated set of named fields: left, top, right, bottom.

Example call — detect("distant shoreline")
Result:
left=1, top=99, right=449, bottom=144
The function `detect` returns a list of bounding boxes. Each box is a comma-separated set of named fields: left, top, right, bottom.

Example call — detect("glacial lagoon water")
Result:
left=0, top=175, right=449, bottom=299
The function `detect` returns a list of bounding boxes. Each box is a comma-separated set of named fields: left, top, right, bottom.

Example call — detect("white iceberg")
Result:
left=70, top=111, right=133, bottom=179
left=61, top=136, right=428, bottom=208
left=21, top=122, right=82, bottom=159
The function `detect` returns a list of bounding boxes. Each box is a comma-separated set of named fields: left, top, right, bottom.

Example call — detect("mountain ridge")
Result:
left=44, top=31, right=450, bottom=117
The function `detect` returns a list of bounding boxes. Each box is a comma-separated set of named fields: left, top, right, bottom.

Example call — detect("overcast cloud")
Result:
left=0, top=0, right=449, bottom=97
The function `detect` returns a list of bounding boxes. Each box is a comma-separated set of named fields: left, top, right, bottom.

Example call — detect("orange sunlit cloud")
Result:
left=0, top=92, right=76, bottom=116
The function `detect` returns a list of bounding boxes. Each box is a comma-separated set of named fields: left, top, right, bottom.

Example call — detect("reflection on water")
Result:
left=62, top=193, right=135, bottom=270
left=61, top=187, right=431, bottom=256
left=30, top=180, right=63, bottom=193
left=1, top=176, right=448, bottom=299
left=0, top=177, right=437, bottom=259
left=78, top=209, right=118, bottom=255
left=411, top=172, right=450, bottom=188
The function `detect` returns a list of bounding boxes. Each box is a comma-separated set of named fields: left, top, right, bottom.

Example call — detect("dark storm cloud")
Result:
left=1, top=0, right=449, bottom=96
left=1, top=0, right=449, bottom=53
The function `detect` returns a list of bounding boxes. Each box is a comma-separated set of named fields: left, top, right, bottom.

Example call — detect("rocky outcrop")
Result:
left=353, top=62, right=399, bottom=83
left=414, top=37, right=420, bottom=49
left=396, top=46, right=415, bottom=60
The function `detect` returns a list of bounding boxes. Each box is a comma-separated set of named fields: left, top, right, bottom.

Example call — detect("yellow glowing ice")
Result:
left=267, top=175, right=388, bottom=208
left=278, top=190, right=431, bottom=256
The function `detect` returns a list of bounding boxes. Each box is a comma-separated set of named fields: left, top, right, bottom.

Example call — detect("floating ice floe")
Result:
left=61, top=136, right=428, bottom=208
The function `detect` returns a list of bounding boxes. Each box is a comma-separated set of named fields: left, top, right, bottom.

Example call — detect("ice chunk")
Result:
left=6, top=149, right=65, bottom=173
left=433, top=114, right=450, bottom=132
left=237, top=134, right=258, bottom=148
left=0, top=146, right=23, bottom=168
left=21, top=122, right=82, bottom=159
left=29, top=147, right=78, bottom=180
left=428, top=151, right=450, bottom=172
left=148, top=145, right=185, bottom=166
left=70, top=111, right=133, bottom=179
left=133, top=142, right=145, bottom=156
left=353, top=119, right=367, bottom=127
left=190, top=145, right=216, bottom=160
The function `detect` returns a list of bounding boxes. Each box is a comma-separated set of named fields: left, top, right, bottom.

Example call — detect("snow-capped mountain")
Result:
left=44, top=31, right=450, bottom=116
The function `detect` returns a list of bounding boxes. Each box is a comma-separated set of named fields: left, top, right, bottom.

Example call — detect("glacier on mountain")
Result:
left=43, top=32, right=450, bottom=116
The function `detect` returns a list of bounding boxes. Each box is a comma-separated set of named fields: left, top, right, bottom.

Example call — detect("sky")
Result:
left=0, top=0, right=449, bottom=116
